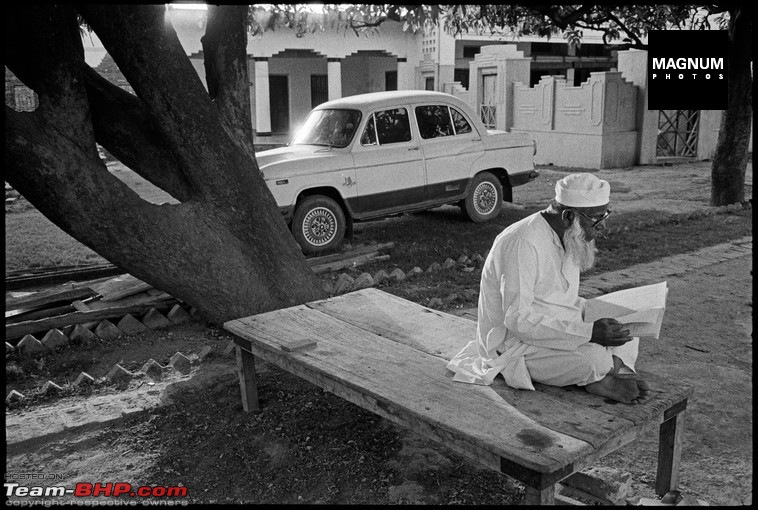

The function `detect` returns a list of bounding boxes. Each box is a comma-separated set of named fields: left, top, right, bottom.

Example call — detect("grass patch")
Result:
left=5, top=210, right=108, bottom=273
left=5, top=164, right=176, bottom=275
left=584, top=208, right=751, bottom=277
left=350, top=205, right=751, bottom=273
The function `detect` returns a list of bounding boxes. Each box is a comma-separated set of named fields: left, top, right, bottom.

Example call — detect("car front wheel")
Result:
left=292, top=195, right=346, bottom=255
left=462, top=172, right=503, bottom=222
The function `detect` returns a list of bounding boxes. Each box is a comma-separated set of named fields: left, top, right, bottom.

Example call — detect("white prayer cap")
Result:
left=555, top=173, right=610, bottom=208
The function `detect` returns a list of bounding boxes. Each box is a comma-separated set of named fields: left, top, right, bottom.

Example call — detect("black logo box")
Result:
left=647, top=30, right=728, bottom=110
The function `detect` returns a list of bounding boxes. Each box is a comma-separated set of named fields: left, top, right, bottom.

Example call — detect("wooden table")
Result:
left=224, top=288, right=692, bottom=505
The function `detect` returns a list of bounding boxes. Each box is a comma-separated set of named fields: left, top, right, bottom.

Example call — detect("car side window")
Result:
left=360, top=115, right=378, bottom=145
left=372, top=108, right=412, bottom=145
left=450, top=107, right=473, bottom=135
left=415, top=105, right=454, bottom=139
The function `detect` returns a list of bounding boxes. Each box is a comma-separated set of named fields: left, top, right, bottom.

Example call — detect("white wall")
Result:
left=268, top=57, right=327, bottom=131
left=341, top=55, right=398, bottom=97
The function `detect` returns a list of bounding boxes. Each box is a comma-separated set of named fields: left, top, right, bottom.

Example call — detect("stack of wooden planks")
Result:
left=5, top=274, right=178, bottom=341
left=5, top=263, right=123, bottom=291
left=5, top=242, right=395, bottom=342
left=307, top=242, right=393, bottom=274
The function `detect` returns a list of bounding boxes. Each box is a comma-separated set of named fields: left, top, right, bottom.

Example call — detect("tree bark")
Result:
left=81, top=65, right=194, bottom=202
left=711, top=3, right=752, bottom=206
left=202, top=5, right=257, bottom=163
left=5, top=5, right=326, bottom=324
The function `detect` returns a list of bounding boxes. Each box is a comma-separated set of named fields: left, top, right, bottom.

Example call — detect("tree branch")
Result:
left=604, top=12, right=647, bottom=48
left=8, top=5, right=194, bottom=201
left=5, top=106, right=161, bottom=238
left=202, top=5, right=257, bottom=161
left=5, top=5, right=95, bottom=156
left=76, top=5, right=255, bottom=201
left=526, top=4, right=598, bottom=29
left=4, top=4, right=188, bottom=256
left=81, top=65, right=194, bottom=201
left=347, top=16, right=388, bottom=30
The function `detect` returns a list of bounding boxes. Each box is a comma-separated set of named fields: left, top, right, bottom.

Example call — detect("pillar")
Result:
left=617, top=49, right=657, bottom=164
left=397, top=58, right=412, bottom=90
left=566, top=44, right=577, bottom=86
left=327, top=58, right=342, bottom=101
left=254, top=58, right=271, bottom=136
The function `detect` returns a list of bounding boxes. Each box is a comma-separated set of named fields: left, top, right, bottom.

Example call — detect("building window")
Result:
left=423, top=34, right=436, bottom=55
left=425, top=77, right=435, bottom=91
left=385, top=71, right=397, bottom=91
left=311, top=75, right=328, bottom=108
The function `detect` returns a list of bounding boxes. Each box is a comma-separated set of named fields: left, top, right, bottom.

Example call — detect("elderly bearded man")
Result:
left=447, top=173, right=650, bottom=404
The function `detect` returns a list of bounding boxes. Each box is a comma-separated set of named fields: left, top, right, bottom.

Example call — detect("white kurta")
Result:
left=446, top=211, right=637, bottom=390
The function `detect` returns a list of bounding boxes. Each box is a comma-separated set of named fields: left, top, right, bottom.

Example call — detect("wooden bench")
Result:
left=224, top=288, right=692, bottom=505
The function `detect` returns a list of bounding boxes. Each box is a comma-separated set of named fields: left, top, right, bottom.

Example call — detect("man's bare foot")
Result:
left=584, top=374, right=651, bottom=404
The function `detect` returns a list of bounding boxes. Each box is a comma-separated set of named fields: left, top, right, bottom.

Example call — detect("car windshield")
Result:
left=291, top=109, right=361, bottom=148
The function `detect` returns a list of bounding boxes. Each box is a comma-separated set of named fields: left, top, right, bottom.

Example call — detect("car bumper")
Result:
left=510, top=169, right=540, bottom=187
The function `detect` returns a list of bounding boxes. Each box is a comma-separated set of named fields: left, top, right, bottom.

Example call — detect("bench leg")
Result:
left=235, top=345, right=259, bottom=412
left=655, top=411, right=685, bottom=496
left=522, top=485, right=555, bottom=505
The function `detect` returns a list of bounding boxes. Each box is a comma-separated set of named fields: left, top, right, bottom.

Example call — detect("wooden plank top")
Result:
left=90, top=274, right=152, bottom=302
left=224, top=288, right=692, bottom=476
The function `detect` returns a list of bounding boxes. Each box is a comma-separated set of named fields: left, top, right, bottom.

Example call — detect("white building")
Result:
left=137, top=7, right=617, bottom=142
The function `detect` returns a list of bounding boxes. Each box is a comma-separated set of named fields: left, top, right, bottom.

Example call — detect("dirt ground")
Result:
left=5, top=161, right=752, bottom=505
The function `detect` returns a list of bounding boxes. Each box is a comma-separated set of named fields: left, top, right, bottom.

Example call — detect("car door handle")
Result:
left=472, top=138, right=481, bottom=141
left=408, top=147, right=419, bottom=151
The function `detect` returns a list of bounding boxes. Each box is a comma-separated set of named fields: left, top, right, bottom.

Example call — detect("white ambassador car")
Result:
left=256, top=90, right=538, bottom=254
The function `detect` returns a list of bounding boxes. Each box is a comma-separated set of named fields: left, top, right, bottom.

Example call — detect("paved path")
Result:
left=6, top=360, right=238, bottom=449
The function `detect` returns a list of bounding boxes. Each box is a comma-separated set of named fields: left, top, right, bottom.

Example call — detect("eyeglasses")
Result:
left=574, top=208, right=612, bottom=229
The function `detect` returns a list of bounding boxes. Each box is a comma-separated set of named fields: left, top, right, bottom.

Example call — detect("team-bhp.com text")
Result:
left=5, top=483, right=188, bottom=506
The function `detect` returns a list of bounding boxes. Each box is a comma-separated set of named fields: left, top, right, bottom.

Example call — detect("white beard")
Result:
left=563, top=217, right=597, bottom=272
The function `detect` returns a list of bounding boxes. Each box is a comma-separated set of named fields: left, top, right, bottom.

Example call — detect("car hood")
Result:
left=255, top=144, right=353, bottom=178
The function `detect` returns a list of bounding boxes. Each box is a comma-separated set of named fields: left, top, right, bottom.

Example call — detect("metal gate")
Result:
left=656, top=110, right=700, bottom=158
left=480, top=74, right=497, bottom=128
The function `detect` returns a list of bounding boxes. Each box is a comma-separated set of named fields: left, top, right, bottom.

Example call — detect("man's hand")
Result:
left=591, top=318, right=633, bottom=347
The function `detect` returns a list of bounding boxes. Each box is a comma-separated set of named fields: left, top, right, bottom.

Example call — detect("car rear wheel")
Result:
left=292, top=195, right=346, bottom=255
left=462, top=172, right=503, bottom=222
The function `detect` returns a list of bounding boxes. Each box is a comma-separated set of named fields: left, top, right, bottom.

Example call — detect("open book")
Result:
left=583, top=282, right=668, bottom=340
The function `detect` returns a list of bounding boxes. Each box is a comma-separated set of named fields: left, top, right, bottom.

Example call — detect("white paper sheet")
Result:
left=584, top=282, right=668, bottom=339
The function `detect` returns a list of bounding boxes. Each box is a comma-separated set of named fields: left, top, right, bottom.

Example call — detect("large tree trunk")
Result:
left=711, top=3, right=752, bottom=206
left=4, top=5, right=326, bottom=324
